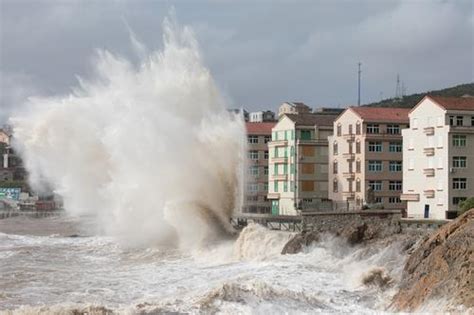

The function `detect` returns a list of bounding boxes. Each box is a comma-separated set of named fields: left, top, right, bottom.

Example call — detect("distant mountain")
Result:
left=363, top=83, right=474, bottom=108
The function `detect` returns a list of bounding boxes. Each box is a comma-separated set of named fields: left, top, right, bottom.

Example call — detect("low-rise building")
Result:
left=401, top=96, right=474, bottom=219
left=278, top=102, right=312, bottom=117
left=249, top=110, right=276, bottom=122
left=244, top=122, right=276, bottom=213
left=328, top=107, right=410, bottom=210
left=267, top=113, right=337, bottom=215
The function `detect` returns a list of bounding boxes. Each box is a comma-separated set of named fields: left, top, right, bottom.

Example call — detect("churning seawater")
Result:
left=0, top=215, right=407, bottom=315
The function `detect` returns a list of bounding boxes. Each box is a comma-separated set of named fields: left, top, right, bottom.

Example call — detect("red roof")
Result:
left=246, top=122, right=276, bottom=134
left=350, top=107, right=410, bottom=123
left=428, top=96, right=474, bottom=111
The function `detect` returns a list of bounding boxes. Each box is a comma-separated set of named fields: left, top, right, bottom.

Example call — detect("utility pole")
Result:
left=357, top=62, right=362, bottom=106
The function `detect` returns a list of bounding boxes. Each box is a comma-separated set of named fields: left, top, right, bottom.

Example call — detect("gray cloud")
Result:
left=1, top=0, right=473, bottom=123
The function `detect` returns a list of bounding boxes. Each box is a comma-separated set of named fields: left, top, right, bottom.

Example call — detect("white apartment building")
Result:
left=268, top=113, right=337, bottom=215
left=401, top=96, right=474, bottom=219
left=328, top=107, right=410, bottom=210
left=277, top=102, right=312, bottom=118
left=249, top=110, right=276, bottom=123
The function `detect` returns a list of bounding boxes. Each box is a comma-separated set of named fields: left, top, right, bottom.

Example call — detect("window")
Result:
left=264, top=166, right=269, bottom=175
left=248, top=166, right=259, bottom=176
left=367, top=124, right=379, bottom=134
left=264, top=183, right=268, bottom=192
left=348, top=124, right=353, bottom=134
left=369, top=181, right=382, bottom=191
left=274, top=147, right=278, bottom=158
left=300, top=129, right=311, bottom=140
left=356, top=179, right=361, bottom=192
left=368, top=160, right=383, bottom=172
left=273, top=131, right=278, bottom=141
left=453, top=135, right=466, bottom=146
left=247, top=183, right=258, bottom=192
left=471, top=116, right=474, bottom=127
left=264, top=151, right=269, bottom=159
left=333, top=142, right=338, bottom=155
left=333, top=180, right=338, bottom=192
left=456, top=116, right=463, bottom=126
left=273, top=164, right=278, bottom=175
left=333, top=161, right=338, bottom=174
left=356, top=160, right=361, bottom=173
left=248, top=135, right=258, bottom=144
left=283, top=181, right=288, bottom=192
left=283, top=164, right=288, bottom=174
left=337, top=124, right=341, bottom=136
left=389, top=142, right=402, bottom=152
left=248, top=150, right=258, bottom=160
left=274, top=181, right=278, bottom=192
left=374, top=197, right=383, bottom=204
left=453, top=178, right=467, bottom=190
left=356, top=122, right=361, bottom=135
left=449, top=116, right=454, bottom=126
left=246, top=195, right=258, bottom=202
left=389, top=197, right=401, bottom=204
left=453, top=197, right=467, bottom=205
left=264, top=135, right=271, bottom=143
left=356, top=141, right=361, bottom=153
left=387, top=124, right=400, bottom=134
left=451, top=116, right=464, bottom=126
left=368, top=141, right=382, bottom=152
left=453, top=156, right=467, bottom=168
left=389, top=161, right=402, bottom=172
left=389, top=181, right=402, bottom=191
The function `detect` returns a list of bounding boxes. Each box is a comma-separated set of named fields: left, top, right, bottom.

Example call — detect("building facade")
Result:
left=401, top=96, right=474, bottom=219
left=267, top=113, right=337, bottom=215
left=277, top=102, right=312, bottom=118
left=328, top=107, right=410, bottom=210
left=249, top=110, right=276, bottom=123
left=244, top=122, right=276, bottom=213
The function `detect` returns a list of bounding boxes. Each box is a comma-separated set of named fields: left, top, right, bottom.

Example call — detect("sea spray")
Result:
left=10, top=15, right=246, bottom=248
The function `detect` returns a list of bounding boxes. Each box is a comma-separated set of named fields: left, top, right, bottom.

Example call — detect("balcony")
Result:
left=272, top=174, right=287, bottom=181
left=269, top=140, right=288, bottom=147
left=400, top=193, right=420, bottom=201
left=342, top=191, right=355, bottom=199
left=423, top=168, right=435, bottom=177
left=342, top=172, right=355, bottom=179
left=342, top=153, right=355, bottom=160
left=272, top=157, right=288, bottom=163
left=423, top=147, right=435, bottom=156
left=267, top=193, right=280, bottom=199
left=343, top=134, right=355, bottom=141
left=423, top=190, right=435, bottom=198
left=296, top=139, right=327, bottom=145
left=423, top=127, right=435, bottom=135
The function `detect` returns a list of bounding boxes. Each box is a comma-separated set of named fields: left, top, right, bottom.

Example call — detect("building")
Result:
left=228, top=108, right=249, bottom=122
left=244, top=122, right=276, bottom=213
left=328, top=107, right=410, bottom=210
left=249, top=110, right=276, bottom=122
left=0, top=129, right=10, bottom=145
left=401, top=96, right=474, bottom=219
left=277, top=102, right=312, bottom=117
left=267, top=113, right=338, bottom=215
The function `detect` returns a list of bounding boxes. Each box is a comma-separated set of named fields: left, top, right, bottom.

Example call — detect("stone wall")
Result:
left=302, top=210, right=403, bottom=240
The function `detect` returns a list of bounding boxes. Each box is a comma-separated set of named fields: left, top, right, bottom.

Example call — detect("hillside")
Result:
left=364, top=83, right=474, bottom=108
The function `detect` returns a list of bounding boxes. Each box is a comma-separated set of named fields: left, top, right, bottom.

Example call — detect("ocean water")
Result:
left=0, top=215, right=407, bottom=315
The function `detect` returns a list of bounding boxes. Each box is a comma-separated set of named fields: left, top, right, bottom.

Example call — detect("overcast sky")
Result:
left=1, top=0, right=473, bottom=123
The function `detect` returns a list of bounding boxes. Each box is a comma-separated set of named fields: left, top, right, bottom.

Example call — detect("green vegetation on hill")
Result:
left=364, top=83, right=474, bottom=108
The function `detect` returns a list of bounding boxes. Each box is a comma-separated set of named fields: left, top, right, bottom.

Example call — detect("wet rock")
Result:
left=340, top=222, right=367, bottom=245
left=361, top=267, right=394, bottom=289
left=281, top=231, right=320, bottom=254
left=391, top=209, right=474, bottom=311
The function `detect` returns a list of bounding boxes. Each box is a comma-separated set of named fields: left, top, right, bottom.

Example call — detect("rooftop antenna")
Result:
left=358, top=62, right=362, bottom=106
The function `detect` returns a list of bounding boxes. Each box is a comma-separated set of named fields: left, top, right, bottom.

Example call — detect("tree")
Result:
left=458, top=197, right=474, bottom=215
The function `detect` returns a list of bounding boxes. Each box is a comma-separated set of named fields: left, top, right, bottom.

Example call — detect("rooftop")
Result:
left=350, top=107, right=410, bottom=123
left=428, top=96, right=474, bottom=111
left=285, top=113, right=338, bottom=126
left=246, top=122, right=276, bottom=134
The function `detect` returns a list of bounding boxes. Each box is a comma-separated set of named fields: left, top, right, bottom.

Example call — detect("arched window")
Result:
left=356, top=121, right=361, bottom=135
left=333, top=141, right=338, bottom=155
